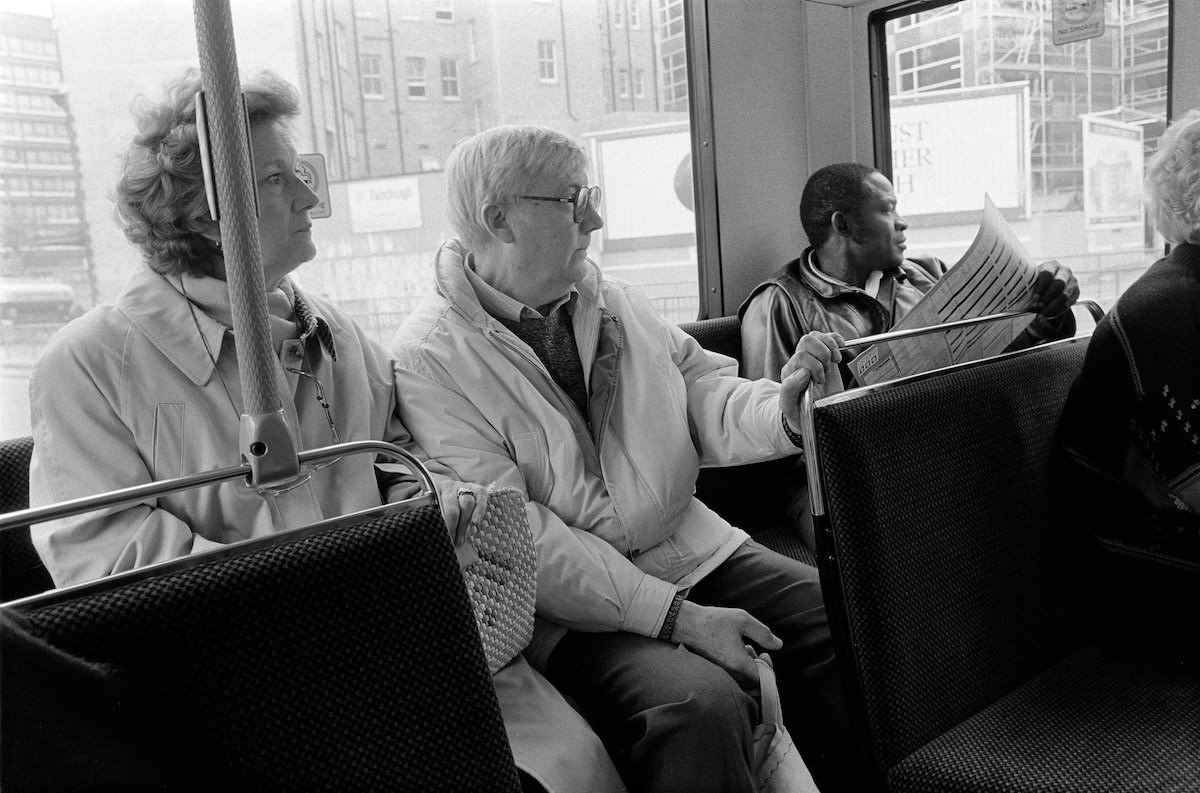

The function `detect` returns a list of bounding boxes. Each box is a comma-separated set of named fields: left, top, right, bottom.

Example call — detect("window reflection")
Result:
left=881, top=0, right=1171, bottom=316
left=0, top=0, right=700, bottom=438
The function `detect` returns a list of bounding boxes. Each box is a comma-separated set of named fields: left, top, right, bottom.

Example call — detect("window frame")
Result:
left=405, top=56, right=428, bottom=99
left=537, top=39, right=558, bottom=83
left=440, top=57, right=461, bottom=99
left=360, top=53, right=384, bottom=98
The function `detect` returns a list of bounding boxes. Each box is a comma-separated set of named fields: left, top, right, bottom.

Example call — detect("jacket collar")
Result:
left=794, top=248, right=861, bottom=299
left=116, top=267, right=337, bottom=387
left=434, top=238, right=603, bottom=326
left=794, top=247, right=917, bottom=300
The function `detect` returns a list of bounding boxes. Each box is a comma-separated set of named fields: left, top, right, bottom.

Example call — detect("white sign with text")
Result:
left=890, top=83, right=1029, bottom=218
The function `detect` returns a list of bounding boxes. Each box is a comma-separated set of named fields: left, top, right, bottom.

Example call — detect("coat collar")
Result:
left=794, top=246, right=926, bottom=300
left=434, top=238, right=604, bottom=326
left=116, top=267, right=338, bottom=387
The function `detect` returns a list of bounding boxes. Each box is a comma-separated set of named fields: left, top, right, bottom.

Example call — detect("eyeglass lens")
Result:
left=575, top=186, right=600, bottom=222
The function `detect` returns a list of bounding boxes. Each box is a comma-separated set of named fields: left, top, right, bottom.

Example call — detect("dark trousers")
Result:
left=546, top=540, right=858, bottom=793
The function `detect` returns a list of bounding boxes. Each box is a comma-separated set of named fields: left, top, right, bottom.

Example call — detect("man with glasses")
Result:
left=392, top=125, right=858, bottom=793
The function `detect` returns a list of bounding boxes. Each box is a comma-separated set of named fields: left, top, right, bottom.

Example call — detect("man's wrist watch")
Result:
left=781, top=412, right=804, bottom=448
left=657, top=591, right=686, bottom=642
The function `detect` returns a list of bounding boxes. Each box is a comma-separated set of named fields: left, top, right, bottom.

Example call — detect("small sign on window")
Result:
left=1052, top=0, right=1105, bottom=46
left=296, top=153, right=332, bottom=219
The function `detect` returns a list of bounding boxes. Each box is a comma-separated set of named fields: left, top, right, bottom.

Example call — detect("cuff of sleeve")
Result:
left=621, top=574, right=683, bottom=638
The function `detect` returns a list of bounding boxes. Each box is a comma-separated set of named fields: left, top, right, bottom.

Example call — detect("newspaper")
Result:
left=849, top=195, right=1040, bottom=386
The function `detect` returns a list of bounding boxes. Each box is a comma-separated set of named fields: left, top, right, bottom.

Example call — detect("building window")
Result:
left=434, top=0, right=453, bottom=22
left=614, top=1, right=625, bottom=28
left=658, top=0, right=685, bottom=40
left=406, top=57, right=427, bottom=98
left=361, top=54, right=384, bottom=98
left=343, top=111, right=358, bottom=160
left=441, top=58, right=460, bottom=99
left=316, top=32, right=330, bottom=80
left=894, top=35, right=962, bottom=94
left=538, top=40, right=558, bottom=82
left=628, top=0, right=641, bottom=28
left=895, top=5, right=959, bottom=30
left=398, top=0, right=420, bottom=20
left=661, top=49, right=688, bottom=110
left=468, top=20, right=478, bottom=63
left=335, top=25, right=349, bottom=71
left=618, top=68, right=630, bottom=98
left=634, top=68, right=645, bottom=98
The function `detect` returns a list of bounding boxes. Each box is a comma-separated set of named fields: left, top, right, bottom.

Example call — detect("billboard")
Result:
left=1082, top=115, right=1144, bottom=231
left=889, top=83, right=1029, bottom=223
left=346, top=176, right=423, bottom=234
left=588, top=123, right=696, bottom=251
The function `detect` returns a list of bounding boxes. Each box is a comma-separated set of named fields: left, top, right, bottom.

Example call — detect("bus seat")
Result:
left=804, top=337, right=1200, bottom=792
left=2, top=503, right=522, bottom=792
left=679, top=314, right=742, bottom=361
left=679, top=317, right=814, bottom=567
left=0, top=436, right=54, bottom=602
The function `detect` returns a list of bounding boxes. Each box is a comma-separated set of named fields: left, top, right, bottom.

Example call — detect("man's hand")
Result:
left=1028, top=259, right=1080, bottom=321
left=780, top=331, right=844, bottom=431
left=670, top=600, right=782, bottom=680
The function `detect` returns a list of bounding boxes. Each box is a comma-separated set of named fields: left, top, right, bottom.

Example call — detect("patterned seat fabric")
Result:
left=681, top=317, right=814, bottom=554
left=4, top=505, right=521, bottom=792
left=0, top=436, right=54, bottom=601
left=810, top=339, right=1200, bottom=791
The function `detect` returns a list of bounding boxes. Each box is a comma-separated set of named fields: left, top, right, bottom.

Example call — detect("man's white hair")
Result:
left=444, top=125, right=589, bottom=251
left=1146, top=108, right=1200, bottom=245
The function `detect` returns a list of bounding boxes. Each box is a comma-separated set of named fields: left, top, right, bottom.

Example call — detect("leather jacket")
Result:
left=737, top=248, right=947, bottom=381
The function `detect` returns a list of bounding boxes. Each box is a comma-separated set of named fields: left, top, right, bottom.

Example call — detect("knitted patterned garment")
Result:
left=500, top=303, right=590, bottom=423
left=1059, top=243, right=1200, bottom=563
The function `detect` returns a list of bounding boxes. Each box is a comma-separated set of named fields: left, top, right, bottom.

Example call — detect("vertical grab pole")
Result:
left=192, top=0, right=301, bottom=487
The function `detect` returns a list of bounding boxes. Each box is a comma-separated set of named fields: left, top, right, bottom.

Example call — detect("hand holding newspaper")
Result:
left=849, top=195, right=1042, bottom=386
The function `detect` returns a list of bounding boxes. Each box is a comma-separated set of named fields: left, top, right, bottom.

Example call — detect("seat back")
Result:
left=0, top=436, right=53, bottom=601
left=679, top=317, right=809, bottom=547
left=3, top=503, right=521, bottom=792
left=678, top=314, right=742, bottom=361
left=805, top=339, right=1089, bottom=776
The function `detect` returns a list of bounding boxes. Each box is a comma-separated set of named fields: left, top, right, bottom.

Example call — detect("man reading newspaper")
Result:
left=740, top=162, right=1079, bottom=385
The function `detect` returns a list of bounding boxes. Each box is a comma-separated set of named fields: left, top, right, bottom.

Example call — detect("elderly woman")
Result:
left=1058, top=108, right=1200, bottom=660
left=28, top=70, right=433, bottom=584
left=27, top=70, right=622, bottom=793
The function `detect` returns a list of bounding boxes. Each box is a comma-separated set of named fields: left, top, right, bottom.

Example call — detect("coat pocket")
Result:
left=152, top=403, right=185, bottom=480
left=511, top=429, right=551, bottom=504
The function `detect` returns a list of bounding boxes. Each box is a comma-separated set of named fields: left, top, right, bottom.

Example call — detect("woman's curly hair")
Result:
left=1146, top=108, right=1200, bottom=245
left=115, top=68, right=301, bottom=276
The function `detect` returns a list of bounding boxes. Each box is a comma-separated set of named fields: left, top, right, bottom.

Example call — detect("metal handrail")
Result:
left=0, top=440, right=434, bottom=533
left=193, top=0, right=301, bottom=488
left=834, top=298, right=1104, bottom=352
left=799, top=299, right=1104, bottom=518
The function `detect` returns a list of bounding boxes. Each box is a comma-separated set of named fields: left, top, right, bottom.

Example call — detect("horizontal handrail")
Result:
left=801, top=327, right=1095, bottom=518
left=2, top=494, right=437, bottom=612
left=836, top=299, right=1103, bottom=352
left=0, top=440, right=434, bottom=533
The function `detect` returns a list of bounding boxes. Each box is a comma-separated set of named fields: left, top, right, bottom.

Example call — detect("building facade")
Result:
left=296, top=0, right=686, bottom=180
left=0, top=10, right=94, bottom=311
left=887, top=0, right=1169, bottom=205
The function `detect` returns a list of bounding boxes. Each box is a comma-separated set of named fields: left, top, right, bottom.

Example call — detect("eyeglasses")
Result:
left=517, top=185, right=601, bottom=223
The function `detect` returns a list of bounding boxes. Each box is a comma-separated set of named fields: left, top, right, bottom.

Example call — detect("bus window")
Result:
left=872, top=0, right=1171, bottom=311
left=0, top=0, right=702, bottom=439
